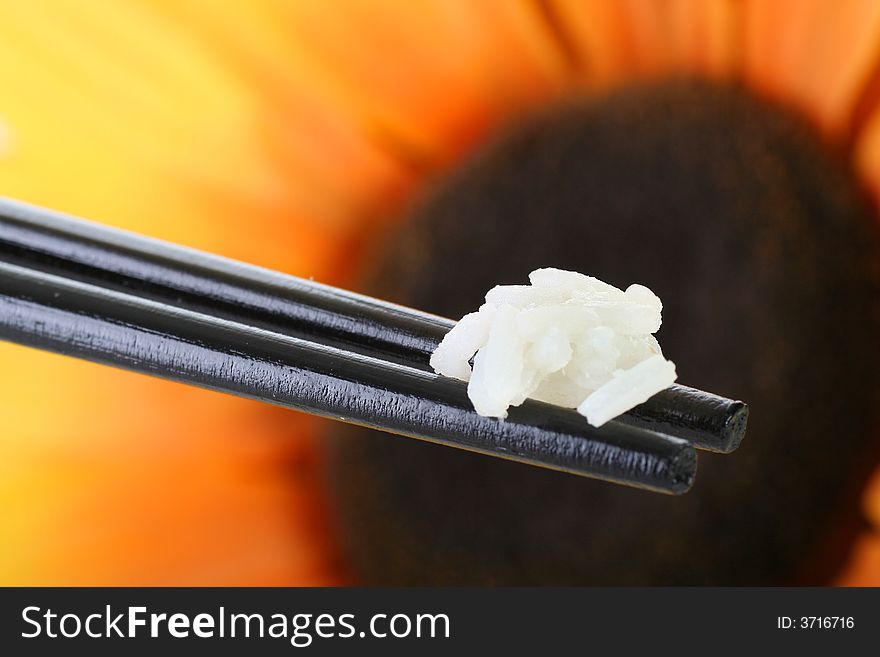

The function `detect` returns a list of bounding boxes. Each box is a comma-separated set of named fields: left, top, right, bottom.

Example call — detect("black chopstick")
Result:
left=0, top=260, right=695, bottom=494
left=0, top=197, right=748, bottom=453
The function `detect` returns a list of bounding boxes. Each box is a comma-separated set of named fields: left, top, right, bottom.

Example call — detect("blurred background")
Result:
left=2, top=0, right=880, bottom=585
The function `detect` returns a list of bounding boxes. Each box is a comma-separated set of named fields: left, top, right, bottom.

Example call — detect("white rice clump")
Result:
left=429, top=268, right=677, bottom=427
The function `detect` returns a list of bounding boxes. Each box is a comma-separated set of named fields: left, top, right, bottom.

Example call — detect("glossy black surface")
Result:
left=622, top=385, right=748, bottom=453
left=0, top=197, right=748, bottom=452
left=0, top=197, right=449, bottom=368
left=0, top=261, right=695, bottom=494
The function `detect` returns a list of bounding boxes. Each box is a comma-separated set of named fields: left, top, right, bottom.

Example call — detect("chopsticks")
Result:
left=0, top=260, right=695, bottom=494
left=0, top=197, right=748, bottom=494
left=0, top=198, right=748, bottom=452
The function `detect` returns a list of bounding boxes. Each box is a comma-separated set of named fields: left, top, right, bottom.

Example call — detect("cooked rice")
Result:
left=430, top=268, right=677, bottom=426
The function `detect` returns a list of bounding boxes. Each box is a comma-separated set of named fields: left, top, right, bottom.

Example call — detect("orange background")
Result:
left=1, top=0, right=879, bottom=585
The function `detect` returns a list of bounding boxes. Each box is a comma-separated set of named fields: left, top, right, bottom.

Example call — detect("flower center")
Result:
left=328, top=80, right=880, bottom=585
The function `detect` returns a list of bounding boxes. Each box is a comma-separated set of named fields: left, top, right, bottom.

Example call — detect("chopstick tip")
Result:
left=668, top=442, right=697, bottom=495
left=717, top=401, right=749, bottom=454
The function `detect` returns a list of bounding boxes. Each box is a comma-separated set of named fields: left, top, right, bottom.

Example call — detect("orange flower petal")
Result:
left=861, top=465, right=880, bottom=529
left=0, top=0, right=367, bottom=585
left=834, top=534, right=880, bottom=586
left=743, top=0, right=822, bottom=105
left=667, top=0, right=740, bottom=78
left=548, top=0, right=634, bottom=86
left=744, top=0, right=880, bottom=136
left=268, top=0, right=567, bottom=167
left=549, top=0, right=740, bottom=85
left=0, top=344, right=344, bottom=585
left=853, top=106, right=880, bottom=207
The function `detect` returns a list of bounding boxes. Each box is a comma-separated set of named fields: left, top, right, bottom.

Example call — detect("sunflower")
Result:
left=1, top=0, right=880, bottom=585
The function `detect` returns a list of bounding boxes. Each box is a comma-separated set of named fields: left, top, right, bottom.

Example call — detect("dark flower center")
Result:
left=326, top=80, right=880, bottom=585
